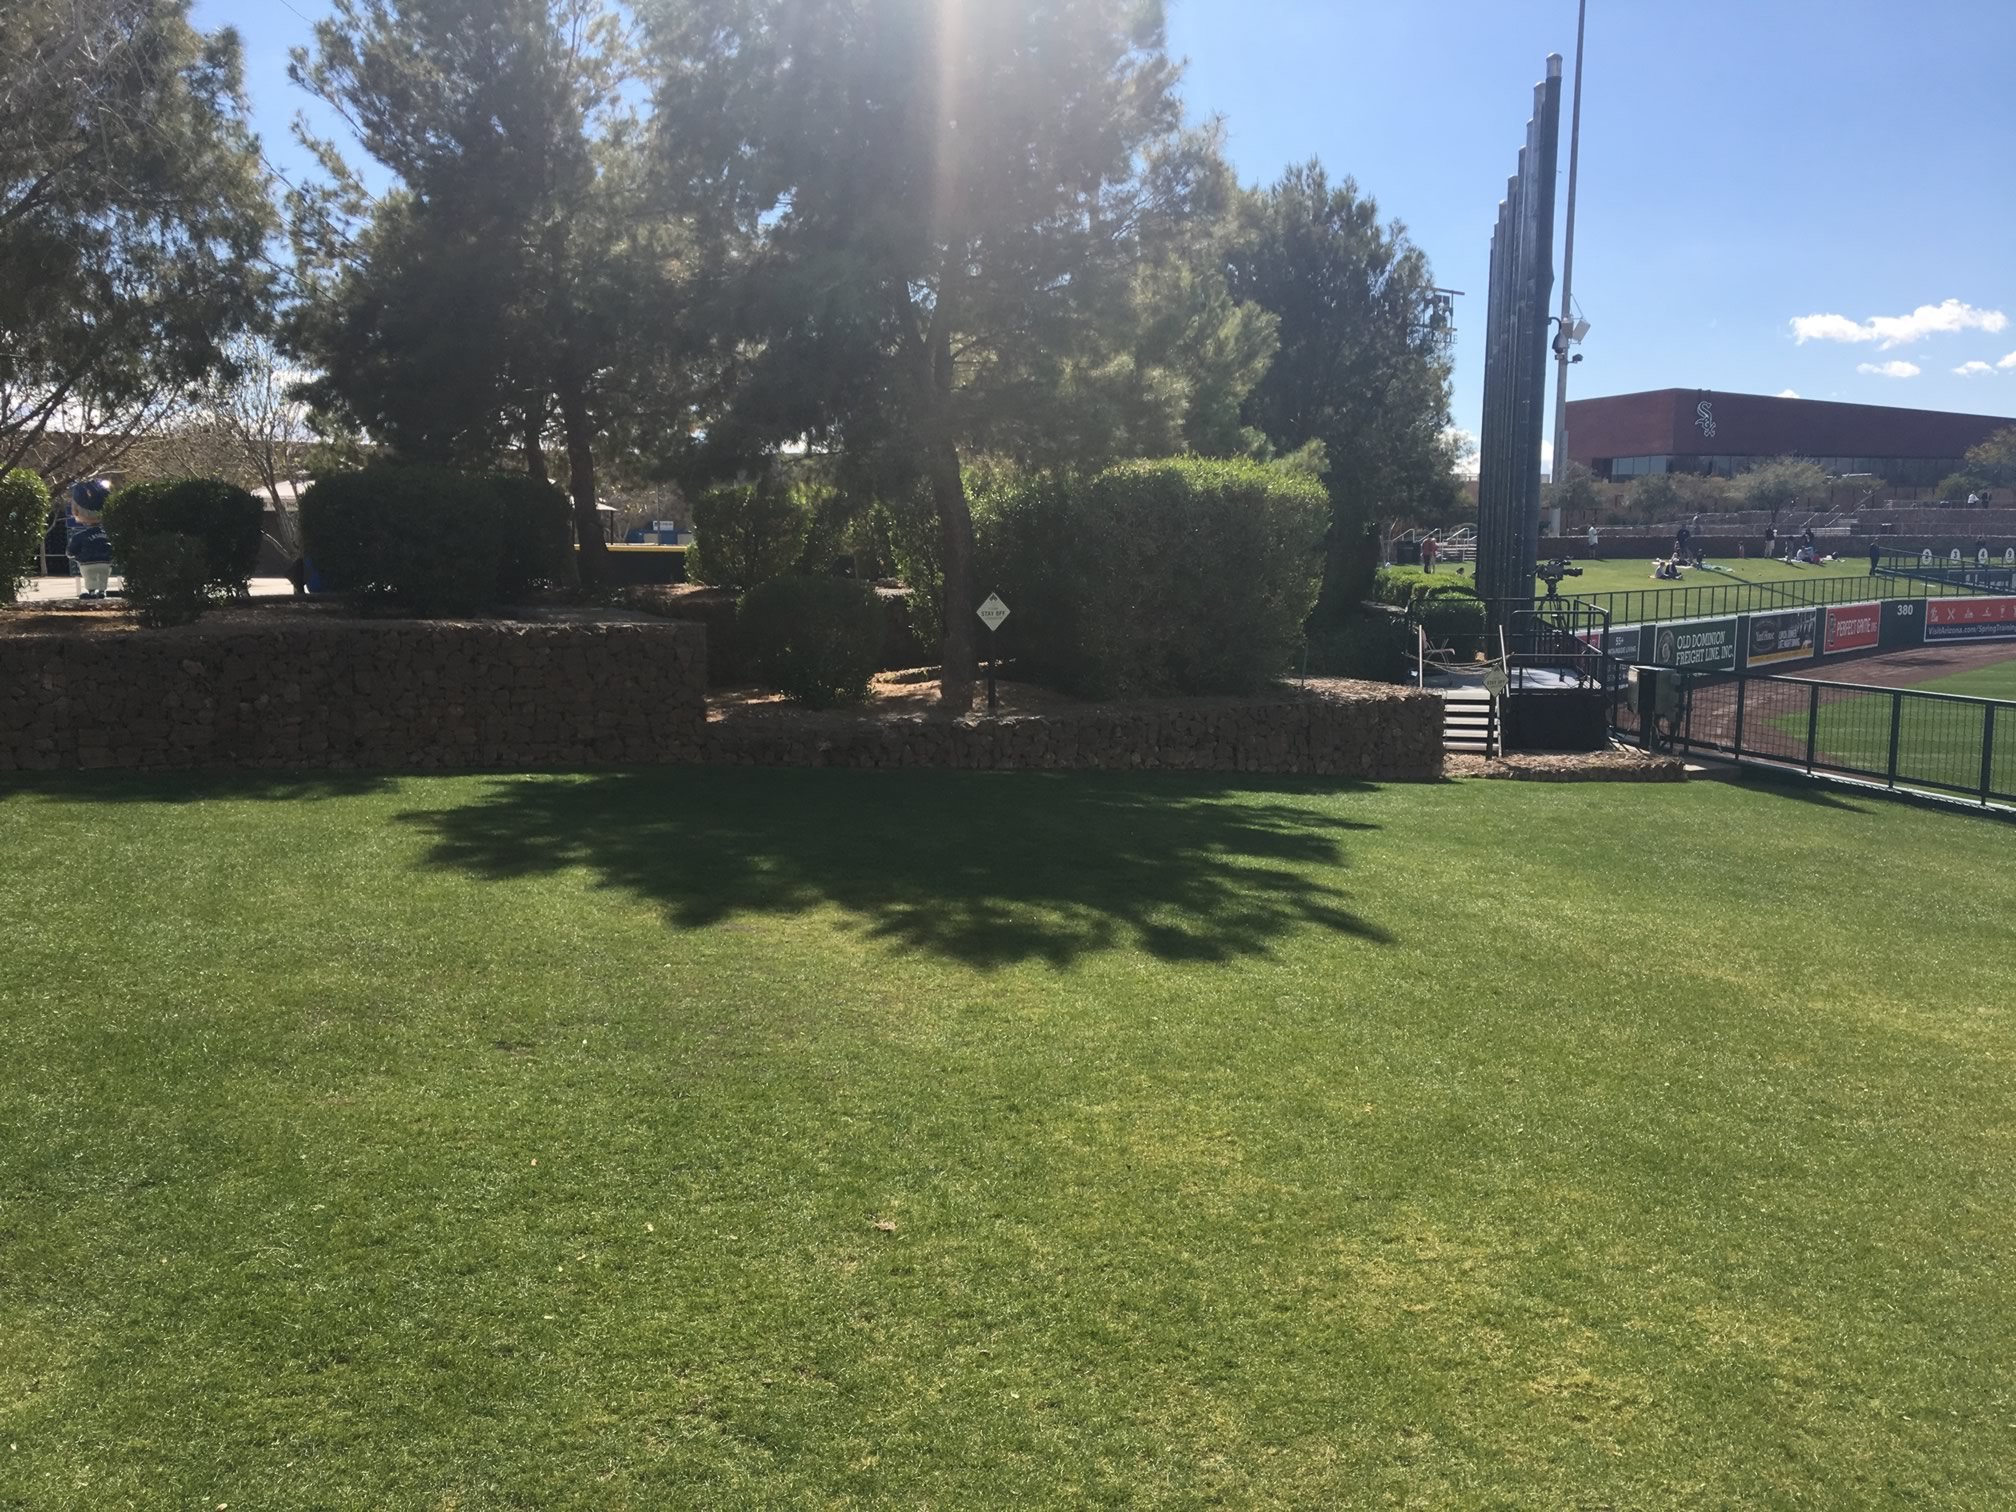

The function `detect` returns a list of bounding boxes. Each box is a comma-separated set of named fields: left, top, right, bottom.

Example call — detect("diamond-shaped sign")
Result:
left=977, top=592, right=1010, bottom=632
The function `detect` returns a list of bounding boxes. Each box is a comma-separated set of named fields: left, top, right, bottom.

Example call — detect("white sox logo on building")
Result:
left=1694, top=400, right=1717, bottom=439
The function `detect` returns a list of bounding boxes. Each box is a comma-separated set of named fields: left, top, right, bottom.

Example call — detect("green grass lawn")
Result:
left=1901, top=659, right=2016, bottom=703
left=5, top=771, right=2015, bottom=1507
left=1768, top=655, right=2016, bottom=795
left=1540, top=554, right=1884, bottom=598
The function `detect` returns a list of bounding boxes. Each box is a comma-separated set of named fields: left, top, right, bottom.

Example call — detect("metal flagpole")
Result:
left=1549, top=0, right=1588, bottom=533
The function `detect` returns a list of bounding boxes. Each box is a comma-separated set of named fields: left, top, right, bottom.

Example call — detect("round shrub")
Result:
left=0, top=469, right=52, bottom=604
left=980, top=458, right=1329, bottom=698
left=1372, top=565, right=1432, bottom=608
left=121, top=532, right=212, bottom=627
left=103, top=478, right=262, bottom=593
left=490, top=473, right=580, bottom=599
left=1306, top=613, right=1411, bottom=681
left=738, top=575, right=883, bottom=707
left=691, top=482, right=813, bottom=589
left=301, top=465, right=572, bottom=614
left=1416, top=592, right=1486, bottom=660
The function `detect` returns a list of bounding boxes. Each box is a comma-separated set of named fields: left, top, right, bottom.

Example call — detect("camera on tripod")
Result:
left=1537, top=557, right=1584, bottom=598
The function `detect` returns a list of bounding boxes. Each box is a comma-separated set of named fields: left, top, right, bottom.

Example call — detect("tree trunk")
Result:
left=556, top=382, right=605, bottom=586
left=923, top=260, right=975, bottom=711
left=932, top=436, right=977, bottom=710
left=522, top=401, right=549, bottom=483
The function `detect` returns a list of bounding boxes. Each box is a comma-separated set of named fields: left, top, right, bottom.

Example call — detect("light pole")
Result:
left=1549, top=0, right=1589, bottom=533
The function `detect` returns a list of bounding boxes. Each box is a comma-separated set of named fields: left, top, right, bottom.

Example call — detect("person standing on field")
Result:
left=1421, top=534, right=1438, bottom=573
left=1586, top=524, right=1600, bottom=558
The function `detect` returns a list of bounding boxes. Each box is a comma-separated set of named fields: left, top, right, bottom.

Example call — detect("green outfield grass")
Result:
left=1770, top=653, right=2016, bottom=794
left=4, top=770, right=2015, bottom=1506
left=1543, top=554, right=1883, bottom=597
left=1899, top=659, right=2016, bottom=702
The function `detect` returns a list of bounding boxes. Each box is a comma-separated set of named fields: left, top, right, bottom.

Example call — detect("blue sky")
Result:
left=199, top=0, right=2016, bottom=462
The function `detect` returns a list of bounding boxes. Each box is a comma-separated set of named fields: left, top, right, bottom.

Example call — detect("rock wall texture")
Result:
left=0, top=621, right=707, bottom=772
left=704, top=681, right=1442, bottom=779
left=1, top=623, right=1438, bottom=779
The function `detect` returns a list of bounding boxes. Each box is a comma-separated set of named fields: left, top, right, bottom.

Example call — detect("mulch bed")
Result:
left=708, top=674, right=1416, bottom=725
left=1446, top=746, right=1687, bottom=782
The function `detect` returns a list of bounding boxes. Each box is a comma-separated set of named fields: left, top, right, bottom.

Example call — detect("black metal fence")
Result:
left=1569, top=570, right=1976, bottom=629
left=1873, top=551, right=2016, bottom=595
left=1625, top=671, right=2015, bottom=807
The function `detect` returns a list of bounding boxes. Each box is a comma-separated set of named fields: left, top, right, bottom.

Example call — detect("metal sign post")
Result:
left=976, top=592, right=1011, bottom=712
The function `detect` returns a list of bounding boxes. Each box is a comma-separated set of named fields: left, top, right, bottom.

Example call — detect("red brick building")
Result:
left=1564, top=388, right=2015, bottom=489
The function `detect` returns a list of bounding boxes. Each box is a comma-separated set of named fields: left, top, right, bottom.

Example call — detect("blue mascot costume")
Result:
left=67, top=479, right=114, bottom=599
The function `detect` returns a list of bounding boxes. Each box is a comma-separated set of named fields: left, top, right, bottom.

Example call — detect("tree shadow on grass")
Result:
left=395, top=770, right=1395, bottom=969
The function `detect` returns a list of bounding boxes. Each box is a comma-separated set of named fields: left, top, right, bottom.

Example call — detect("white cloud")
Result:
left=1857, top=360, right=1921, bottom=378
left=1792, top=313, right=1873, bottom=344
left=1791, top=299, right=2008, bottom=349
left=1954, top=361, right=1995, bottom=377
left=2000, top=352, right=2016, bottom=370
left=1775, top=388, right=1801, bottom=398
left=1445, top=426, right=1478, bottom=477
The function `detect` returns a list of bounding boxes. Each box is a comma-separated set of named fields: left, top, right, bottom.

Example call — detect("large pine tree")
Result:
left=2, top=0, right=273, bottom=480
left=645, top=0, right=1198, bottom=708
left=288, top=0, right=695, bottom=580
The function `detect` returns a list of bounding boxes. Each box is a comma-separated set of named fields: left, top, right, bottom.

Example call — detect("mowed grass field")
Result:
left=1542, top=554, right=1885, bottom=598
left=4, top=771, right=2016, bottom=1507
left=1776, top=653, right=2016, bottom=795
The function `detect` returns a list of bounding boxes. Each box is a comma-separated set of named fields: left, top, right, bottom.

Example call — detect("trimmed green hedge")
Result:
left=739, top=575, right=883, bottom=707
left=0, top=469, right=51, bottom=604
left=301, top=465, right=574, bottom=614
left=1372, top=564, right=1483, bottom=613
left=490, top=474, right=580, bottom=600
left=1306, top=612, right=1412, bottom=681
left=981, top=458, right=1328, bottom=698
left=1371, top=564, right=1487, bottom=658
left=691, top=483, right=813, bottom=590
left=1417, top=593, right=1486, bottom=659
left=121, top=533, right=212, bottom=627
left=104, top=478, right=262, bottom=594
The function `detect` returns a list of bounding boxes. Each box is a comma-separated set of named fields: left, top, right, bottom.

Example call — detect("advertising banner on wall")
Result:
left=1925, top=597, right=2016, bottom=643
left=1744, top=608, right=1819, bottom=668
left=1880, top=598, right=1926, bottom=649
left=1606, top=625, right=1642, bottom=663
left=1823, top=602, right=1882, bottom=656
left=1650, top=617, right=1740, bottom=672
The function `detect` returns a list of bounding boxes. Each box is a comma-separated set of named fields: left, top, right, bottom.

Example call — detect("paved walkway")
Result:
left=17, top=574, right=298, bottom=602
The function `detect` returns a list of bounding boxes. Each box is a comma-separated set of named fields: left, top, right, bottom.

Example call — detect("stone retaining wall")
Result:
left=705, top=681, right=1442, bottom=778
left=1, top=621, right=1439, bottom=779
left=0, top=620, right=707, bottom=772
